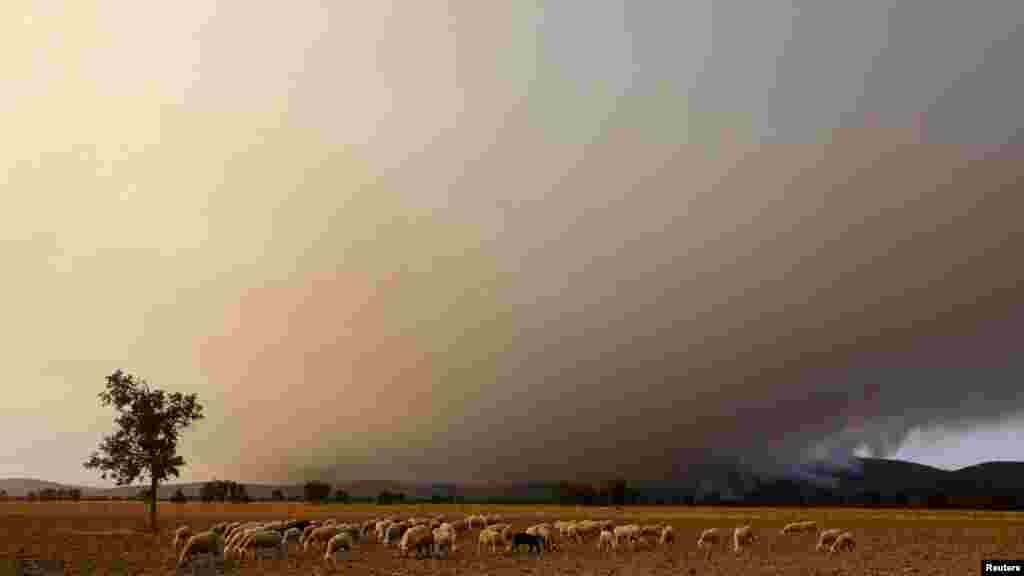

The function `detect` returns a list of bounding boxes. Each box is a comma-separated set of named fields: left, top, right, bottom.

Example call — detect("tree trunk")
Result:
left=149, top=476, right=159, bottom=533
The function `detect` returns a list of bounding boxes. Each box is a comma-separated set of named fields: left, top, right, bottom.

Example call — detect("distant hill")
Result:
left=0, top=478, right=98, bottom=498
left=3, top=458, right=1022, bottom=508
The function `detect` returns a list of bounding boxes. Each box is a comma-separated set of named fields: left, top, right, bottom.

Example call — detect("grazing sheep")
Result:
left=433, top=524, right=457, bottom=558
left=829, top=531, right=855, bottom=554
left=640, top=525, right=663, bottom=538
left=816, top=528, right=844, bottom=552
left=384, top=522, right=409, bottom=547
left=400, top=524, right=435, bottom=559
left=659, top=525, right=676, bottom=546
left=360, top=519, right=377, bottom=538
left=566, top=523, right=582, bottom=544
left=303, top=525, right=342, bottom=554
left=597, top=529, right=615, bottom=553
left=172, top=525, right=192, bottom=553
left=374, top=520, right=391, bottom=542
left=226, top=527, right=265, bottom=560
left=177, top=531, right=224, bottom=569
left=697, top=528, right=721, bottom=560
left=613, top=524, right=641, bottom=550
left=240, top=531, right=287, bottom=564
left=508, top=532, right=544, bottom=555
left=534, top=525, right=557, bottom=551
left=468, top=515, right=487, bottom=530
left=780, top=521, right=818, bottom=535
left=323, top=532, right=354, bottom=569
left=281, top=527, right=303, bottom=552
left=733, top=525, right=756, bottom=553
left=477, top=528, right=505, bottom=555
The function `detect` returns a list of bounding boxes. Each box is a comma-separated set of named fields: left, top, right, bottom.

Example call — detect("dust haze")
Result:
left=3, top=1, right=1022, bottom=485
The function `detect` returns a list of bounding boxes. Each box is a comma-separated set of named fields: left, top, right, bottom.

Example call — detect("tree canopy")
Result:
left=84, top=369, right=204, bottom=531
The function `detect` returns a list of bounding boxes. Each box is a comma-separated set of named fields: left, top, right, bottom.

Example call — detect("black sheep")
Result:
left=509, top=532, right=544, bottom=555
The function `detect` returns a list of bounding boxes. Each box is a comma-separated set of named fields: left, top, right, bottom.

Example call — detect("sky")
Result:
left=1, top=0, right=1022, bottom=487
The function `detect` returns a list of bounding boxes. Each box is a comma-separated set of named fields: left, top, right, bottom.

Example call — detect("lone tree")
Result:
left=84, top=369, right=204, bottom=532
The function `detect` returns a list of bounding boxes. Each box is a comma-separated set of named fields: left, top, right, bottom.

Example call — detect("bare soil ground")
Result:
left=1, top=502, right=1022, bottom=575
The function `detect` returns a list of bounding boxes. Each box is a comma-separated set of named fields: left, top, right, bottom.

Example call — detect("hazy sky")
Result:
left=2, top=0, right=1022, bottom=487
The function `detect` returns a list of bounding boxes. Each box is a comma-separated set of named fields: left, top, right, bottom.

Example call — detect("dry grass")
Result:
left=1, top=502, right=1021, bottom=575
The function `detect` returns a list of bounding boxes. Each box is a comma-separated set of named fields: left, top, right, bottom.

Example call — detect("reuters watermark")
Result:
left=984, top=560, right=1024, bottom=573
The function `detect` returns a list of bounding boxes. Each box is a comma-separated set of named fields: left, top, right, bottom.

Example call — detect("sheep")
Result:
left=384, top=522, right=410, bottom=547
left=239, top=530, right=287, bottom=565
left=303, top=525, right=342, bottom=554
left=535, top=524, right=558, bottom=551
left=450, top=518, right=469, bottom=533
left=816, top=528, right=844, bottom=552
left=780, top=520, right=818, bottom=535
left=360, top=519, right=378, bottom=539
left=433, top=524, right=457, bottom=558
left=640, top=524, right=663, bottom=538
left=281, top=527, right=303, bottom=552
left=733, top=525, right=756, bottom=553
left=613, top=524, right=641, bottom=550
left=172, top=525, right=192, bottom=553
left=829, top=531, right=855, bottom=555
left=697, top=528, right=721, bottom=560
left=226, top=529, right=265, bottom=561
left=597, top=529, right=615, bottom=553
left=467, top=515, right=487, bottom=530
left=566, top=522, right=582, bottom=544
left=226, top=527, right=265, bottom=560
left=477, top=528, right=505, bottom=555
left=323, top=531, right=354, bottom=569
left=508, top=532, right=544, bottom=555
left=573, top=521, right=601, bottom=543
left=400, top=524, right=435, bottom=559
left=177, top=531, right=224, bottom=570
left=374, top=520, right=392, bottom=542
left=659, top=525, right=676, bottom=546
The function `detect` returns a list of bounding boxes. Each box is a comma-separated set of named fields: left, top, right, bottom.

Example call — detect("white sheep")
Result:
left=816, top=528, right=844, bottom=552
left=597, top=529, right=615, bottom=553
left=535, top=524, right=557, bottom=551
left=697, top=528, right=721, bottom=560
left=281, top=527, right=302, bottom=552
left=733, top=525, right=756, bottom=553
left=323, top=531, right=354, bottom=569
left=613, top=524, right=641, bottom=550
left=640, top=524, right=663, bottom=538
left=304, top=525, right=342, bottom=554
left=467, top=515, right=487, bottom=530
left=400, top=524, right=435, bottom=559
left=829, top=531, right=855, bottom=554
left=239, top=530, right=287, bottom=564
left=172, top=525, right=192, bottom=553
left=433, top=524, right=457, bottom=558
left=226, top=527, right=266, bottom=560
left=659, top=525, right=676, bottom=546
left=633, top=535, right=653, bottom=551
left=780, top=520, right=818, bottom=535
left=477, top=528, right=505, bottom=555
left=177, top=531, right=224, bottom=570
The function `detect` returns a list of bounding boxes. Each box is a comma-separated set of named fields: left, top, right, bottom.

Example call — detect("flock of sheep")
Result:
left=172, top=513, right=857, bottom=572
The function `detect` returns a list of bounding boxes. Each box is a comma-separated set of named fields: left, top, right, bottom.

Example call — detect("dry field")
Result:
left=1, top=502, right=1022, bottom=575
